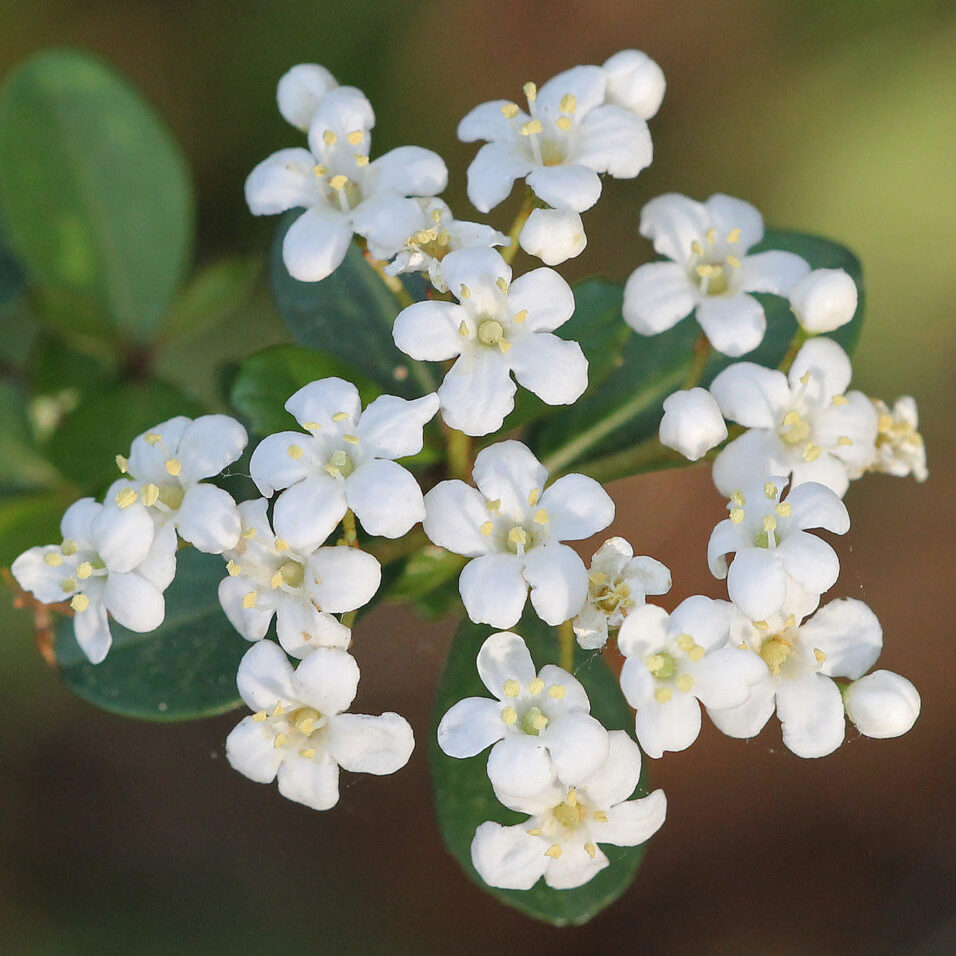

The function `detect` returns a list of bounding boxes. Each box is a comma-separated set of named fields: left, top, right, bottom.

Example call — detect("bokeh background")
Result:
left=1, top=0, right=954, bottom=952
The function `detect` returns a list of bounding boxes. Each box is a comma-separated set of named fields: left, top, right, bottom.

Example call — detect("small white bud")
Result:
left=844, top=670, right=920, bottom=739
left=659, top=388, right=727, bottom=461
left=518, top=208, right=586, bottom=266
left=276, top=63, right=339, bottom=131
left=788, top=268, right=858, bottom=333
left=602, top=49, right=666, bottom=119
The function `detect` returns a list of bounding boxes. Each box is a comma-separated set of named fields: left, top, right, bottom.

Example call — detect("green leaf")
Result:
left=53, top=548, right=246, bottom=721
left=269, top=218, right=435, bottom=398
left=0, top=49, right=193, bottom=344
left=230, top=344, right=382, bottom=436
left=430, top=611, right=651, bottom=925
left=0, top=219, right=24, bottom=305
left=527, top=231, right=865, bottom=480
left=0, top=490, right=68, bottom=565
left=386, top=546, right=466, bottom=619
left=0, top=380, right=62, bottom=492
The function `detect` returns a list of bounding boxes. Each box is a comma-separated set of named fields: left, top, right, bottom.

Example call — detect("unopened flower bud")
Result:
left=844, top=669, right=920, bottom=739
left=659, top=388, right=727, bottom=461
left=788, top=268, right=858, bottom=333
left=602, top=50, right=666, bottom=119
left=519, top=208, right=587, bottom=265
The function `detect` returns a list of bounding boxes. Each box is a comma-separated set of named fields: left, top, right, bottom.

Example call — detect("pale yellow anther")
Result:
left=655, top=687, right=673, bottom=703
left=677, top=633, right=695, bottom=652
left=706, top=228, right=717, bottom=245
left=226, top=560, right=241, bottom=577
left=141, top=483, right=160, bottom=507
left=763, top=514, right=777, bottom=532
left=299, top=748, right=317, bottom=759
left=548, top=684, right=566, bottom=700
left=726, top=255, right=741, bottom=268
left=503, top=679, right=520, bottom=698
left=241, top=527, right=258, bottom=539
left=44, top=552, right=63, bottom=567
left=754, top=619, right=769, bottom=630
left=480, top=521, right=494, bottom=536
left=800, top=370, right=812, bottom=387
left=322, top=129, right=337, bottom=145
left=512, top=309, right=528, bottom=323
left=764, top=481, right=778, bottom=499
left=646, top=654, right=665, bottom=673
left=252, top=711, right=267, bottom=722
left=813, top=647, right=827, bottom=664
left=534, top=508, right=549, bottom=525
left=165, top=458, right=182, bottom=477
left=803, top=442, right=822, bottom=462
left=116, top=454, right=128, bottom=474
left=690, top=240, right=703, bottom=256
left=242, top=590, right=258, bottom=609
left=354, top=155, right=369, bottom=167
left=527, top=827, right=543, bottom=836
left=729, top=507, right=745, bottom=524
left=584, top=842, right=597, bottom=860
left=287, top=444, right=304, bottom=459
left=531, top=712, right=549, bottom=731
left=545, top=844, right=562, bottom=859
left=76, top=561, right=93, bottom=580
left=784, top=614, right=797, bottom=629
left=144, top=432, right=162, bottom=446
left=115, top=487, right=138, bottom=509
left=556, top=116, right=572, bottom=130
left=61, top=577, right=77, bottom=593
left=496, top=276, right=509, bottom=293
left=71, top=593, right=90, bottom=612
left=528, top=488, right=540, bottom=506
left=775, top=502, right=792, bottom=518
left=270, top=571, right=284, bottom=589
left=498, top=339, right=512, bottom=354
left=329, top=174, right=348, bottom=191
left=593, top=811, right=608, bottom=823
left=528, top=677, right=545, bottom=696
left=300, top=423, right=321, bottom=434
left=832, top=395, right=849, bottom=406
left=727, top=228, right=742, bottom=243
left=523, top=81, right=537, bottom=102
left=731, top=489, right=746, bottom=507
left=838, top=435, right=853, bottom=446
left=507, top=527, right=528, bottom=547
left=520, top=119, right=543, bottom=136
left=344, top=434, right=359, bottom=445
left=346, top=129, right=364, bottom=145
left=501, top=706, right=518, bottom=726
left=272, top=702, right=285, bottom=717
left=486, top=498, right=501, bottom=513
left=459, top=283, right=471, bottom=299
left=457, top=321, right=470, bottom=337
left=312, top=163, right=327, bottom=178
left=501, top=102, right=520, bottom=119
left=559, top=92, right=577, bottom=114
left=688, top=646, right=706, bottom=663
left=676, top=674, right=695, bottom=693
left=273, top=733, right=288, bottom=749
left=567, top=788, right=577, bottom=807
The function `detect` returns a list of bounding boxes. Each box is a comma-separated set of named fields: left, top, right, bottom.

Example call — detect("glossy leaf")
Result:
left=430, top=610, right=651, bottom=926
left=0, top=490, right=68, bottom=566
left=0, top=49, right=193, bottom=343
left=53, top=548, right=246, bottom=721
left=0, top=380, right=62, bottom=492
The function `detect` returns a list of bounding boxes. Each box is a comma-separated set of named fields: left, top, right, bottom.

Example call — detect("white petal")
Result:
left=506, top=267, right=575, bottom=333
left=487, top=735, right=554, bottom=798
left=125, top=418, right=192, bottom=483
left=704, top=194, right=764, bottom=251
left=437, top=696, right=508, bottom=757
left=219, top=576, right=275, bottom=642
left=537, top=65, right=607, bottom=118
left=526, top=163, right=601, bottom=212
left=727, top=548, right=789, bottom=620
left=307, top=546, right=381, bottom=613
left=306, top=86, right=375, bottom=149
left=789, top=268, right=858, bottom=333
left=423, top=480, right=493, bottom=556
left=659, top=387, right=727, bottom=461
left=668, top=595, right=733, bottom=651
left=285, top=377, right=362, bottom=430
left=281, top=208, right=352, bottom=283
left=327, top=712, right=414, bottom=774
left=465, top=142, right=531, bottom=213
left=11, top=546, right=73, bottom=604
left=575, top=105, right=652, bottom=178
left=470, top=822, right=549, bottom=891
left=594, top=789, right=668, bottom=846
left=537, top=664, right=591, bottom=713
left=72, top=602, right=112, bottom=664
left=695, top=293, right=766, bottom=357
left=524, top=544, right=589, bottom=626
left=346, top=459, right=424, bottom=539
left=476, top=630, right=537, bottom=693
left=276, top=63, right=338, bottom=131
left=709, top=363, right=791, bottom=428
left=617, top=603, right=670, bottom=658
left=438, top=352, right=516, bottom=438
left=706, top=678, right=776, bottom=739
left=249, top=431, right=316, bottom=496
left=175, top=484, right=241, bottom=554
left=775, top=532, right=840, bottom=597
left=581, top=730, right=643, bottom=807
left=176, top=415, right=248, bottom=482
left=459, top=553, right=528, bottom=628
left=844, top=670, right=920, bottom=739
left=355, top=392, right=440, bottom=460
left=622, top=261, right=696, bottom=335
left=103, top=572, right=164, bottom=632
left=272, top=477, right=348, bottom=554
left=276, top=753, right=340, bottom=811
left=639, top=193, right=709, bottom=263
left=800, top=598, right=882, bottom=680
left=392, top=300, right=465, bottom=362
left=788, top=337, right=852, bottom=403
left=634, top=691, right=702, bottom=758
left=543, top=843, right=609, bottom=890
left=627, top=555, right=672, bottom=597
left=706, top=518, right=741, bottom=578
left=689, top=647, right=769, bottom=710
left=543, top=711, right=609, bottom=785
left=244, top=148, right=317, bottom=216
left=274, top=600, right=349, bottom=657
left=292, top=645, right=360, bottom=715
left=93, top=504, right=154, bottom=572
left=776, top=673, right=845, bottom=758
left=519, top=208, right=586, bottom=266
left=472, top=440, right=548, bottom=518
left=225, top=717, right=283, bottom=783
left=539, top=473, right=615, bottom=541
left=739, top=250, right=810, bottom=295
left=351, top=194, right=427, bottom=260
left=509, top=333, right=588, bottom=407
left=458, top=99, right=525, bottom=143
left=786, top=482, right=850, bottom=534
left=366, top=145, right=447, bottom=197
left=235, top=639, right=296, bottom=710
left=711, top=429, right=787, bottom=498
left=603, top=49, right=666, bottom=118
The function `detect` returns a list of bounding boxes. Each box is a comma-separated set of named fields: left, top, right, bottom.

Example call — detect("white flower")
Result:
left=276, top=63, right=338, bottom=131
left=788, top=268, right=858, bottom=333
left=423, top=441, right=614, bottom=628
left=437, top=631, right=610, bottom=798
left=470, top=731, right=666, bottom=890
left=869, top=396, right=928, bottom=482
left=393, top=247, right=587, bottom=436
left=710, top=337, right=878, bottom=497
left=707, top=477, right=849, bottom=621
left=573, top=537, right=671, bottom=650
left=618, top=597, right=767, bottom=757
left=622, top=193, right=810, bottom=356
left=246, top=86, right=447, bottom=282
left=218, top=499, right=380, bottom=659
left=250, top=379, right=439, bottom=551
left=458, top=65, right=652, bottom=214
left=108, top=415, right=247, bottom=555
left=709, top=597, right=884, bottom=758
left=11, top=498, right=167, bottom=664
left=225, top=641, right=414, bottom=811
left=383, top=197, right=507, bottom=292
left=658, top=387, right=728, bottom=461
left=601, top=49, right=666, bottom=119
left=518, top=208, right=587, bottom=266
left=843, top=670, right=920, bottom=739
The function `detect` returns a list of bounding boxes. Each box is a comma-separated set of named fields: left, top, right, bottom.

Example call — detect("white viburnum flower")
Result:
left=573, top=537, right=671, bottom=650
left=708, top=597, right=884, bottom=759
left=11, top=498, right=167, bottom=664
left=622, top=193, right=810, bottom=356
left=518, top=208, right=587, bottom=266
left=458, top=65, right=652, bottom=214
left=218, top=499, right=380, bottom=659
left=788, top=268, right=858, bottom=334
left=843, top=670, right=921, bottom=740
left=601, top=49, right=666, bottom=119
left=107, top=415, right=247, bottom=555
left=709, top=337, right=878, bottom=497
left=393, top=247, right=587, bottom=436
left=618, top=597, right=767, bottom=758
left=383, top=197, right=507, bottom=292
left=658, top=387, right=728, bottom=461
left=868, top=396, right=928, bottom=482
left=470, top=730, right=666, bottom=890
left=707, top=477, right=849, bottom=621
left=437, top=631, right=610, bottom=799
left=246, top=86, right=448, bottom=282
left=276, top=63, right=338, bottom=131
left=250, top=379, right=439, bottom=552
left=225, top=641, right=414, bottom=811
left=423, top=441, right=614, bottom=628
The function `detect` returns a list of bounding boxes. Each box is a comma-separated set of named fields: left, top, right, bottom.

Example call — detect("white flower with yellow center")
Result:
left=709, top=337, right=878, bottom=497
left=423, top=441, right=614, bottom=628
left=470, top=731, right=666, bottom=890
left=383, top=197, right=507, bottom=292
left=622, top=193, right=810, bottom=356
left=868, top=396, right=928, bottom=482
left=572, top=537, right=671, bottom=650
left=246, top=86, right=448, bottom=281
left=275, top=63, right=338, bottom=131
left=617, top=596, right=767, bottom=758
left=457, top=65, right=652, bottom=214
left=437, top=631, right=610, bottom=799
left=707, top=477, right=849, bottom=621
left=108, top=414, right=247, bottom=556
left=226, top=641, right=414, bottom=811
left=249, top=378, right=439, bottom=552
left=218, top=499, right=380, bottom=659
left=709, top=596, right=885, bottom=759
left=11, top=498, right=166, bottom=664
left=393, top=247, right=587, bottom=436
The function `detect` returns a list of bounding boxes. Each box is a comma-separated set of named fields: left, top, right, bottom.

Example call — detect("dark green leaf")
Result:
left=270, top=218, right=435, bottom=398
left=0, top=490, right=68, bottom=565
left=430, top=610, right=651, bottom=926
left=0, top=219, right=24, bottom=305
left=27, top=333, right=113, bottom=396
left=386, top=545, right=466, bottom=620
left=0, top=380, right=62, bottom=491
left=230, top=344, right=382, bottom=436
left=53, top=548, right=245, bottom=721
left=0, top=49, right=193, bottom=343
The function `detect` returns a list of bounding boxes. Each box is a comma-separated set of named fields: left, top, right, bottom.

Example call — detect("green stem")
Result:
left=559, top=619, right=575, bottom=673
left=683, top=334, right=712, bottom=389
left=446, top=427, right=472, bottom=481
left=501, top=192, right=536, bottom=266
left=778, top=327, right=810, bottom=374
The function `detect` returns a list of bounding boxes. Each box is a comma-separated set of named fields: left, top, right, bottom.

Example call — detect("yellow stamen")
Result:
left=520, top=119, right=543, bottom=136
left=837, top=436, right=853, bottom=447
left=343, top=434, right=359, bottom=445
left=486, top=498, right=501, bottom=513
left=677, top=634, right=695, bottom=652
left=775, top=502, right=792, bottom=518
left=584, top=842, right=597, bottom=859
left=507, top=527, right=528, bottom=547
left=458, top=321, right=470, bottom=337
left=528, top=677, right=545, bottom=696
left=480, top=521, right=494, bottom=536
left=226, top=560, right=241, bottom=577
left=346, top=130, right=364, bottom=145
left=523, top=81, right=537, bottom=102
left=287, top=444, right=303, bottom=459
left=274, top=538, right=289, bottom=552
left=165, top=458, right=182, bottom=477
left=676, top=674, right=695, bottom=693
left=726, top=255, right=741, bottom=268
left=252, top=711, right=267, bottom=722
left=115, top=488, right=138, bottom=509
left=813, top=647, right=827, bottom=664
left=802, top=442, right=822, bottom=462
left=70, top=593, right=90, bottom=612
left=76, top=561, right=93, bottom=580
left=729, top=508, right=744, bottom=524
left=141, top=483, right=160, bottom=507
left=512, top=309, right=528, bottom=323
left=548, top=685, right=566, bottom=699
left=593, top=811, right=608, bottom=823
left=270, top=572, right=283, bottom=589
left=329, top=174, right=348, bottom=191
left=763, top=514, right=777, bottom=532
left=655, top=687, right=673, bottom=703
left=544, top=844, right=562, bottom=859
left=832, top=395, right=849, bottom=406
left=688, top=646, right=706, bottom=663
left=458, top=283, right=471, bottom=299
left=567, top=788, right=577, bottom=807
left=273, top=733, right=287, bottom=748
left=322, top=129, right=337, bottom=146
left=299, top=748, right=317, bottom=759
left=556, top=116, right=572, bottom=130
left=500, top=102, right=520, bottom=119
left=496, top=277, right=508, bottom=293
left=764, top=481, right=778, bottom=499
left=144, top=432, right=162, bottom=446
left=44, top=552, right=63, bottom=567
left=242, top=591, right=257, bottom=609
left=354, top=155, right=369, bottom=167
left=528, top=488, right=540, bottom=506
left=731, top=489, right=746, bottom=507
left=527, top=827, right=542, bottom=836
left=501, top=706, right=517, bottom=726
left=115, top=454, right=128, bottom=474
left=241, top=527, right=257, bottom=539
left=503, top=679, right=520, bottom=698
left=727, top=228, right=741, bottom=243
left=534, top=508, right=548, bottom=525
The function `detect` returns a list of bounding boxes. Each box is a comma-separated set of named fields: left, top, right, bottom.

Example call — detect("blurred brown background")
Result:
left=1, top=1, right=954, bottom=952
